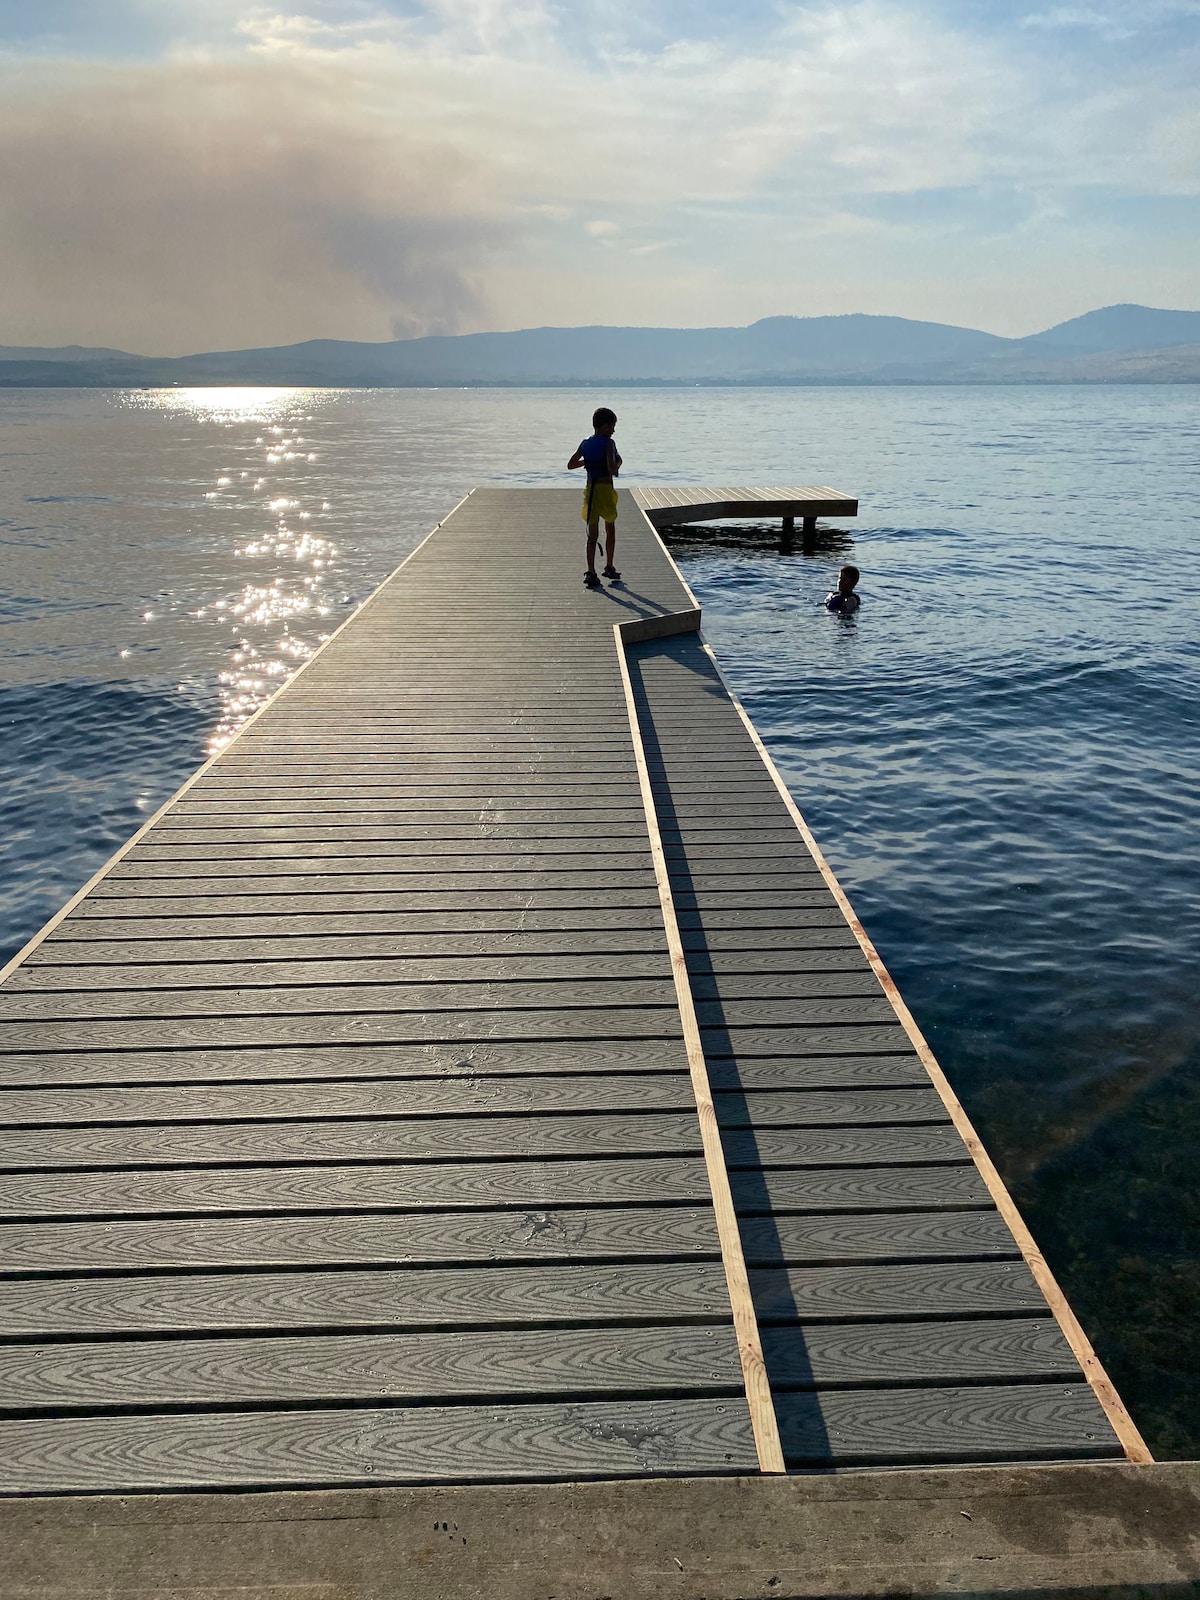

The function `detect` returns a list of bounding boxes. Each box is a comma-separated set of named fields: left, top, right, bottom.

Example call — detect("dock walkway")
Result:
left=0, top=488, right=1134, bottom=1493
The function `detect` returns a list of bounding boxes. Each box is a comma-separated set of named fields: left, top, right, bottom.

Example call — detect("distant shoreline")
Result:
left=2, top=376, right=1198, bottom=390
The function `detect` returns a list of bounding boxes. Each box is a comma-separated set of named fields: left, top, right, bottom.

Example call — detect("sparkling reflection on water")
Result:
left=121, top=389, right=340, bottom=750
left=1, top=383, right=1198, bottom=1457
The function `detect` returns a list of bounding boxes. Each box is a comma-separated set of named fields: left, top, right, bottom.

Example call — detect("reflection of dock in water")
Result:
left=0, top=486, right=1181, bottom=1594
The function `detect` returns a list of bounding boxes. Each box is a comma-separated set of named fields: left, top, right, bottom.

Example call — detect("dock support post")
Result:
left=802, top=515, right=817, bottom=536
left=781, top=514, right=794, bottom=538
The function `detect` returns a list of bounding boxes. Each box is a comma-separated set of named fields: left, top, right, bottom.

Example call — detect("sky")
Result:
left=1, top=0, right=1197, bottom=353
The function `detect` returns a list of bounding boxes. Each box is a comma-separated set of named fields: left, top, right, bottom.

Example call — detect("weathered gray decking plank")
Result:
left=202, top=761, right=639, bottom=779
left=5, top=953, right=677, bottom=990
left=775, top=1384, right=1115, bottom=1466
left=0, top=1009, right=692, bottom=1052
left=747, top=1259, right=1045, bottom=1321
left=699, top=1024, right=916, bottom=1055
left=90, top=872, right=661, bottom=900
left=170, top=796, right=646, bottom=814
left=124, top=838, right=655, bottom=861
left=180, top=780, right=646, bottom=799
left=0, top=1397, right=758, bottom=1494
left=0, top=1072, right=695, bottom=1127
left=761, top=1317, right=1082, bottom=1387
left=0, top=1153, right=715, bottom=1221
left=0, top=1325, right=745, bottom=1411
left=0, top=1261, right=732, bottom=1338
left=0, top=1040, right=696, bottom=1089
left=141, top=825, right=655, bottom=846
left=699, top=997, right=898, bottom=1025
left=111, top=851, right=655, bottom=877
left=0, top=975, right=681, bottom=1021
left=716, top=1087, right=946, bottom=1127
left=224, top=742, right=638, bottom=757
left=41, top=908, right=675, bottom=940
left=0, top=1110, right=707, bottom=1171
left=738, top=1209, right=1021, bottom=1265
left=70, top=890, right=667, bottom=919
left=0, top=1206, right=721, bottom=1276
left=721, top=1125, right=966, bottom=1169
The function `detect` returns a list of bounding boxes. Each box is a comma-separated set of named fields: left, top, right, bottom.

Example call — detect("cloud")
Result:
left=0, top=0, right=1196, bottom=349
left=1018, top=1, right=1200, bottom=39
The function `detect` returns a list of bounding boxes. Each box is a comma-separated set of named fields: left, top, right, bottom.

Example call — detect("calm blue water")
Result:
left=2, top=385, right=1198, bottom=1453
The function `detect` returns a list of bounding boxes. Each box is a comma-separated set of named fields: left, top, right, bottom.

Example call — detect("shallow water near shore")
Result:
left=2, top=383, right=1198, bottom=1454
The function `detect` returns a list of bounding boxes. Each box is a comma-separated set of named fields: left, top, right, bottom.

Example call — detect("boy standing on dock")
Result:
left=568, top=407, right=622, bottom=588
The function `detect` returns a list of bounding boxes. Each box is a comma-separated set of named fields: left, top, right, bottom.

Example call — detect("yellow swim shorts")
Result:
left=582, top=482, right=618, bottom=524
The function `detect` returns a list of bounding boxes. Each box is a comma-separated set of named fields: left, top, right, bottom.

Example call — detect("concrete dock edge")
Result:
left=3, top=1460, right=1198, bottom=1599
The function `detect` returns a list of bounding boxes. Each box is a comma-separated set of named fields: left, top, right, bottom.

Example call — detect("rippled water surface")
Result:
left=2, top=384, right=1198, bottom=1453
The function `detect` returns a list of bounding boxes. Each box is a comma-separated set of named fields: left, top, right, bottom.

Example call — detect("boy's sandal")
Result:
left=602, top=565, right=621, bottom=580
left=584, top=571, right=603, bottom=589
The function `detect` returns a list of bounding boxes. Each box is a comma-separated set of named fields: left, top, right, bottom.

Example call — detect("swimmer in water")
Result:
left=825, top=564, right=861, bottom=614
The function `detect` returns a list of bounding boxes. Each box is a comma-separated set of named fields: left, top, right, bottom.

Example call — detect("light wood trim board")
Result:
left=614, top=614, right=786, bottom=1476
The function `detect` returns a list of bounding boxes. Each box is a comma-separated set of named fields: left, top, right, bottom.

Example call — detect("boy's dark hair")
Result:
left=841, top=565, right=860, bottom=585
left=592, top=407, right=617, bottom=429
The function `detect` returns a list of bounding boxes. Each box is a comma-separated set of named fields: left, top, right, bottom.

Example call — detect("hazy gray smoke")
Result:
left=0, top=57, right=509, bottom=353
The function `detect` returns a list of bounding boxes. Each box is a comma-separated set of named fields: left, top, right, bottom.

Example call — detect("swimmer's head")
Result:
left=837, top=564, right=860, bottom=595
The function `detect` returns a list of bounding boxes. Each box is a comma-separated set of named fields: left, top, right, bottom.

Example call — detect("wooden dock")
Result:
left=0, top=487, right=1143, bottom=1494
left=631, top=485, right=858, bottom=535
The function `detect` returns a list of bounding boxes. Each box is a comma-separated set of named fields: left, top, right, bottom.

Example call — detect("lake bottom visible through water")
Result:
left=1, top=384, right=1198, bottom=1456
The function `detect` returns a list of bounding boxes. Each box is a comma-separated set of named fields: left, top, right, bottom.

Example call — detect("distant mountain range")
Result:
left=2, top=304, right=1199, bottom=387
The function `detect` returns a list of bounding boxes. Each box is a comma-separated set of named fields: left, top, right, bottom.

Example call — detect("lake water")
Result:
left=2, top=384, right=1198, bottom=1455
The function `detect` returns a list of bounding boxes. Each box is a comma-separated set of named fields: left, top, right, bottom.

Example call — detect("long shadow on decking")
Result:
left=585, top=582, right=681, bottom=621
left=625, top=634, right=830, bottom=1465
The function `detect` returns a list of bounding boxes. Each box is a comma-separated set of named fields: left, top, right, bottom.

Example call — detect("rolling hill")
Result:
left=2, top=305, right=1198, bottom=387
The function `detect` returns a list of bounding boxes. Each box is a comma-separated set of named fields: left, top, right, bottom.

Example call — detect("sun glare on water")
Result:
left=128, top=387, right=314, bottom=424
left=123, top=387, right=346, bottom=752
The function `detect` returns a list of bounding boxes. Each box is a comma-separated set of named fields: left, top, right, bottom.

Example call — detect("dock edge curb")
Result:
left=614, top=609, right=786, bottom=1477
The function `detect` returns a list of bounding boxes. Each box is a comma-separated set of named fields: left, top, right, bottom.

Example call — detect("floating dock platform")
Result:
left=632, top=484, right=858, bottom=536
left=3, top=487, right=1187, bottom=1595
